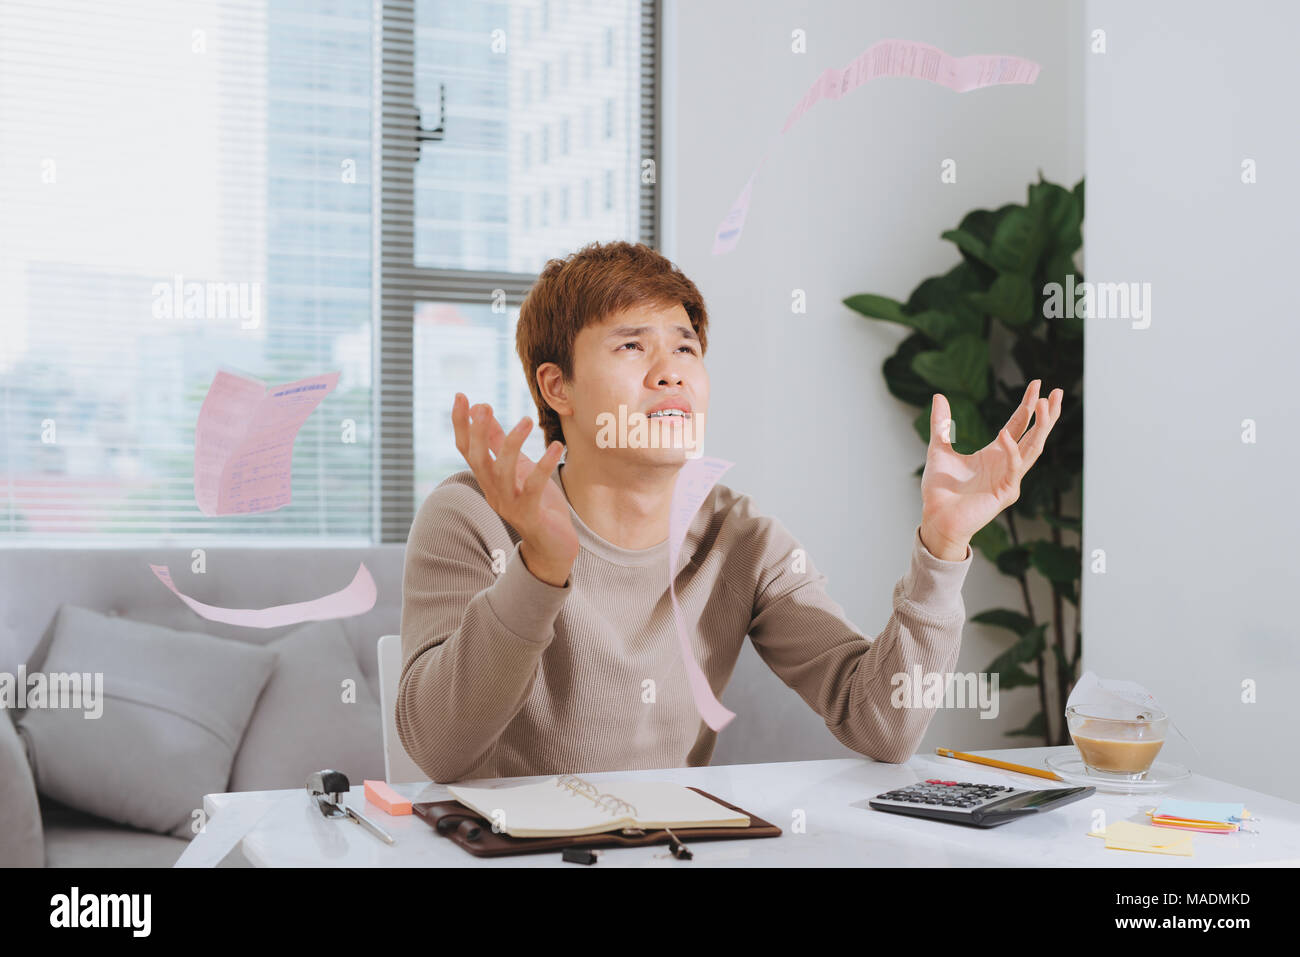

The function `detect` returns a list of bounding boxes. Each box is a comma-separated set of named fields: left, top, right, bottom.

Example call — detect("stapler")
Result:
left=307, top=769, right=396, bottom=845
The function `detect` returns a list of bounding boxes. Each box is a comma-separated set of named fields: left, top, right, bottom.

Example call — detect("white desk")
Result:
left=185, top=747, right=1300, bottom=867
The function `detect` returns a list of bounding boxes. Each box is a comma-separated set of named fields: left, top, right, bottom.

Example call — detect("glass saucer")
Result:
left=1045, top=749, right=1190, bottom=794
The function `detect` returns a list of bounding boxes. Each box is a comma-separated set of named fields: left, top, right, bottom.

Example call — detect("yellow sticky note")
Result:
left=1086, top=820, right=1193, bottom=856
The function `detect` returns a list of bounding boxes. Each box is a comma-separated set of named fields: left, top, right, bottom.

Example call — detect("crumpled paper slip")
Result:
left=1067, top=671, right=1197, bottom=754
left=1087, top=820, right=1194, bottom=856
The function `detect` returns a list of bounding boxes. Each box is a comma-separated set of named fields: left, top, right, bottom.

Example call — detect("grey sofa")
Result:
left=0, top=545, right=406, bottom=867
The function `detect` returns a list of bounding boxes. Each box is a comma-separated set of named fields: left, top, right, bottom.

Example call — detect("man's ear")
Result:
left=537, top=362, right=572, bottom=417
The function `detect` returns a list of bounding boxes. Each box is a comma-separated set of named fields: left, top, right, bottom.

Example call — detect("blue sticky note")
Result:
left=1156, top=799, right=1246, bottom=823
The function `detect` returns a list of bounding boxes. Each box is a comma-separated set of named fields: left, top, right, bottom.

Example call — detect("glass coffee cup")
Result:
left=1065, top=704, right=1167, bottom=781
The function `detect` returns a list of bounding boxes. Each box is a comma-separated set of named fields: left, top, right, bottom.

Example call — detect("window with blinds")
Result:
left=0, top=0, right=660, bottom=546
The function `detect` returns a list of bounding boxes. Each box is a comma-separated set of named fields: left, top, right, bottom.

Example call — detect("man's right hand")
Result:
left=451, top=393, right=579, bottom=587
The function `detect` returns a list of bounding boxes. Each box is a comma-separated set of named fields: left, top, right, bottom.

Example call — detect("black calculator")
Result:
left=869, top=778, right=1095, bottom=828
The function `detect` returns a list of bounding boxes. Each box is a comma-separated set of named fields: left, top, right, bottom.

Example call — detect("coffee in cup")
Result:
left=1065, top=705, right=1167, bottom=780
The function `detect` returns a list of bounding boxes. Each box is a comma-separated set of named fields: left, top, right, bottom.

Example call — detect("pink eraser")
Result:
left=364, top=779, right=412, bottom=815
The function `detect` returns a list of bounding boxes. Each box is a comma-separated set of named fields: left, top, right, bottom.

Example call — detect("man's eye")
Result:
left=618, top=342, right=697, bottom=354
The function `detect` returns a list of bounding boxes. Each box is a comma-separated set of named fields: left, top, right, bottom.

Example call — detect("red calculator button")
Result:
left=925, top=779, right=942, bottom=784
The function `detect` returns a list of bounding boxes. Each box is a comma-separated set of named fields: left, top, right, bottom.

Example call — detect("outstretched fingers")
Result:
left=930, top=393, right=954, bottom=449
left=1017, top=390, right=1063, bottom=470
left=999, top=379, right=1041, bottom=444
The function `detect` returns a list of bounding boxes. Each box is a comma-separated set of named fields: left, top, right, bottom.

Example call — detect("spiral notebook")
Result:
left=446, top=774, right=751, bottom=838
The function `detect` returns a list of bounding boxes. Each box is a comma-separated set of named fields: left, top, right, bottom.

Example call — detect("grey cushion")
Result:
left=16, top=605, right=275, bottom=839
left=229, top=619, right=385, bottom=792
left=0, top=708, right=43, bottom=866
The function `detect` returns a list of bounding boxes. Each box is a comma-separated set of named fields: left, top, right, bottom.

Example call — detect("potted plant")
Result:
left=844, top=173, right=1085, bottom=746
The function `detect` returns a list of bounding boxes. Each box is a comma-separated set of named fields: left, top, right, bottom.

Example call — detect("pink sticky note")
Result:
left=149, top=562, right=377, bottom=628
left=194, top=369, right=340, bottom=516
left=715, top=38, right=1041, bottom=255
left=364, top=779, right=413, bottom=816
left=668, top=456, right=736, bottom=731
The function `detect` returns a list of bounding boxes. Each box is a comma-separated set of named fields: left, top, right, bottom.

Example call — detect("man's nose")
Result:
left=649, top=351, right=685, bottom=385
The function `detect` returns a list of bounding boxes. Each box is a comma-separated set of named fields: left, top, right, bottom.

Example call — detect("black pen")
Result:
left=663, top=826, right=693, bottom=860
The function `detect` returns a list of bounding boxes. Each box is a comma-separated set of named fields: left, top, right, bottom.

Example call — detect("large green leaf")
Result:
left=844, top=295, right=963, bottom=345
left=940, top=227, right=991, bottom=267
left=1073, top=177, right=1085, bottom=219
left=882, top=332, right=936, bottom=407
left=1028, top=179, right=1083, bottom=256
left=905, top=261, right=986, bottom=334
left=996, top=545, right=1031, bottom=577
left=1042, top=250, right=1078, bottom=290
left=987, top=204, right=1049, bottom=276
left=1012, top=459, right=1075, bottom=519
left=912, top=394, right=991, bottom=454
left=1054, top=578, right=1079, bottom=606
left=1041, top=513, right=1081, bottom=533
left=1011, top=331, right=1083, bottom=399
left=971, top=607, right=1034, bottom=636
left=941, top=205, right=1016, bottom=282
left=984, top=623, right=1047, bottom=689
left=969, top=273, right=1036, bottom=328
left=1054, top=401, right=1083, bottom=474
left=842, top=293, right=908, bottom=323
left=993, top=667, right=1038, bottom=690
left=970, top=521, right=1011, bottom=563
left=907, top=310, right=967, bottom=344
left=1006, top=711, right=1047, bottom=737
left=1031, top=542, right=1082, bottom=583
left=910, top=334, right=989, bottom=402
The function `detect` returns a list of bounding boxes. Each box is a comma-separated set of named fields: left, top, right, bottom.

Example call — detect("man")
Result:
left=396, top=240, right=1062, bottom=784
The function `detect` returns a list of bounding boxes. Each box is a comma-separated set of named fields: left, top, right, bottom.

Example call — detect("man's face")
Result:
left=549, top=301, right=709, bottom=464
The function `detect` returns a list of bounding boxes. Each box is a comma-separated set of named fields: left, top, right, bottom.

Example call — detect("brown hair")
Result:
left=516, top=240, right=710, bottom=448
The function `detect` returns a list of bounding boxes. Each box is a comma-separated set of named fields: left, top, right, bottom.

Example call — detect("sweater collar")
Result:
left=551, top=462, right=674, bottom=568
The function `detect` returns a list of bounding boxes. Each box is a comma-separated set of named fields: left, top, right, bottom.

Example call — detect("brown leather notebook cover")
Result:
left=413, top=786, right=782, bottom=858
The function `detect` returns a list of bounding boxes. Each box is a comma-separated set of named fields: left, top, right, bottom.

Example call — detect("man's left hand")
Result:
left=918, top=379, right=1064, bottom=561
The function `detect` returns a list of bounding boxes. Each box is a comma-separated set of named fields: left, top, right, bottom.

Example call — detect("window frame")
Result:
left=374, top=0, right=662, bottom=542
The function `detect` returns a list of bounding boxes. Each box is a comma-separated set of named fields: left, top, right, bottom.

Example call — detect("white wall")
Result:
left=1081, top=0, right=1299, bottom=800
left=665, top=1, right=1085, bottom=765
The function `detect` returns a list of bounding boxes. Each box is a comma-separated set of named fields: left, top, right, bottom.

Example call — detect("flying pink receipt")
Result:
left=194, top=369, right=340, bottom=516
left=149, top=562, right=377, bottom=628
left=668, top=455, right=736, bottom=731
left=713, top=38, right=1042, bottom=255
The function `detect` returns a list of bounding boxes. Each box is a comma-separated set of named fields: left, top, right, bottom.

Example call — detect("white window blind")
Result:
left=0, top=0, right=660, bottom=546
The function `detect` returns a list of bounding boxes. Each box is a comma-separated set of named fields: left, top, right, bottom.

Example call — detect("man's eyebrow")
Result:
left=604, top=324, right=699, bottom=341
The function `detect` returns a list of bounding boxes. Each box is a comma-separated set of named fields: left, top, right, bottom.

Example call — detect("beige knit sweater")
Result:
left=396, top=463, right=973, bottom=783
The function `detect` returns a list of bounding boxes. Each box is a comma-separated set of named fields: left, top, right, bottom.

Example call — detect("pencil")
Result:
left=934, top=747, right=1065, bottom=782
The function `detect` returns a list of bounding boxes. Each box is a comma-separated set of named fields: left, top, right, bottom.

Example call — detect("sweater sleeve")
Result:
left=395, top=483, right=572, bottom=783
left=738, top=518, right=973, bottom=764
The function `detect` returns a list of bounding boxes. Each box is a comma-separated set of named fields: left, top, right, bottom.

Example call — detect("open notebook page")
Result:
left=447, top=777, right=750, bottom=837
